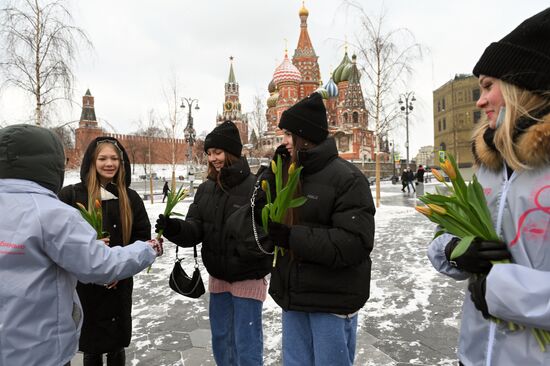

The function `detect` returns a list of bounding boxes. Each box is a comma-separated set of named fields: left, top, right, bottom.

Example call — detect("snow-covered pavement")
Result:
left=71, top=181, right=464, bottom=365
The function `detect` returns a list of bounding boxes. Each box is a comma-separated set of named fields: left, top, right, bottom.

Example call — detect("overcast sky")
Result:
left=1, top=1, right=547, bottom=158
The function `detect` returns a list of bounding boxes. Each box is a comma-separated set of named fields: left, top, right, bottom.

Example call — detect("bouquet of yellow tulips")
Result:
left=416, top=152, right=550, bottom=351
left=261, top=155, right=307, bottom=267
left=77, top=198, right=109, bottom=239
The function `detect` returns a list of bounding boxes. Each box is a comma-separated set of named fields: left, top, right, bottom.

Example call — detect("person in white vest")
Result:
left=427, top=7, right=550, bottom=366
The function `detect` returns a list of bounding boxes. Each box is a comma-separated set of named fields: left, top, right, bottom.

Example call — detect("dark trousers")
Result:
left=83, top=349, right=125, bottom=366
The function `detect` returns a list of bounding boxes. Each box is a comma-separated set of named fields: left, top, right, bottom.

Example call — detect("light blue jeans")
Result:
left=282, top=310, right=358, bottom=366
left=209, top=292, right=264, bottom=366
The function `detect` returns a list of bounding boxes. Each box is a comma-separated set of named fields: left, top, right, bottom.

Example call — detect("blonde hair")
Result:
left=492, top=81, right=550, bottom=171
left=87, top=141, right=133, bottom=244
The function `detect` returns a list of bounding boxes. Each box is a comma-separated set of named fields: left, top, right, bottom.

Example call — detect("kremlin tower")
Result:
left=216, top=56, right=249, bottom=144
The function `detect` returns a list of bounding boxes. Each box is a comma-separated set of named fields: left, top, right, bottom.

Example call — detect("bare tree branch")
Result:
left=0, top=0, right=93, bottom=126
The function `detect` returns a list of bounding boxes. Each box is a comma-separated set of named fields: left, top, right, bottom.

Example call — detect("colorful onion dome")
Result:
left=267, top=92, right=279, bottom=108
left=332, top=51, right=352, bottom=83
left=268, top=79, right=276, bottom=93
left=273, top=51, right=302, bottom=85
left=324, top=78, right=339, bottom=98
left=299, top=1, right=309, bottom=17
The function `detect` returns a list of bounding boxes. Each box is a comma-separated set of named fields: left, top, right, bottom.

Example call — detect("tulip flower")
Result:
left=431, top=168, right=445, bottom=183
left=262, top=154, right=307, bottom=267
left=427, top=203, right=446, bottom=215
left=76, top=198, right=108, bottom=239
left=415, top=205, right=432, bottom=217
left=440, top=160, right=456, bottom=181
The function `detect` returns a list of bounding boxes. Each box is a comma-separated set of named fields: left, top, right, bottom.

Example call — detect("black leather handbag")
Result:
left=168, top=245, right=205, bottom=299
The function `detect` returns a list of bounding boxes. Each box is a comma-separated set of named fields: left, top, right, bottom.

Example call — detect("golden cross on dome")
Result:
left=284, top=38, right=288, bottom=54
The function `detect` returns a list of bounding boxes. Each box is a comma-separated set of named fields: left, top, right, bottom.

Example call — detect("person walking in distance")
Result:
left=162, top=181, right=170, bottom=203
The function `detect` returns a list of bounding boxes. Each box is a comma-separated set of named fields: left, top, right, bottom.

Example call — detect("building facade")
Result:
left=215, top=57, right=249, bottom=144
left=414, top=145, right=435, bottom=168
left=262, top=3, right=374, bottom=160
left=433, top=74, right=481, bottom=168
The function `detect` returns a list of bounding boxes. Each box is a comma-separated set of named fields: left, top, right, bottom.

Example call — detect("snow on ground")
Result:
left=64, top=169, right=464, bottom=365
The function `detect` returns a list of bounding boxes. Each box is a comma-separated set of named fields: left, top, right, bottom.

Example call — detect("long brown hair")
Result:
left=283, top=134, right=316, bottom=225
left=86, top=141, right=133, bottom=244
left=206, top=150, right=240, bottom=190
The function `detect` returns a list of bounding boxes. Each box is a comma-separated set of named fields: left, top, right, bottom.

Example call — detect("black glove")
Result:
left=267, top=221, right=291, bottom=249
left=155, top=214, right=180, bottom=237
left=468, top=274, right=490, bottom=319
left=445, top=237, right=511, bottom=274
left=273, top=144, right=291, bottom=163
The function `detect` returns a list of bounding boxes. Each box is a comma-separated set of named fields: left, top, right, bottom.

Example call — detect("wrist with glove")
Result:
left=155, top=214, right=181, bottom=237
left=148, top=238, right=164, bottom=257
left=273, top=144, right=291, bottom=163
left=267, top=220, right=291, bottom=249
left=445, top=237, right=511, bottom=274
left=468, top=274, right=490, bottom=319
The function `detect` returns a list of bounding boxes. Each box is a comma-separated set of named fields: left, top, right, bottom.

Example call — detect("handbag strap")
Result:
left=175, top=244, right=200, bottom=268
left=251, top=172, right=274, bottom=255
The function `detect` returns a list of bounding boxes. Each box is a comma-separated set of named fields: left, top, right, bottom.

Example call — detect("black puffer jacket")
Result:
left=58, top=136, right=151, bottom=354
left=268, top=138, right=375, bottom=314
left=164, top=157, right=272, bottom=282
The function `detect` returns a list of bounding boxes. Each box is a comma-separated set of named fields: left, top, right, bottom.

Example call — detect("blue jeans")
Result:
left=407, top=180, right=416, bottom=192
left=282, top=310, right=358, bottom=366
left=209, top=292, right=264, bottom=366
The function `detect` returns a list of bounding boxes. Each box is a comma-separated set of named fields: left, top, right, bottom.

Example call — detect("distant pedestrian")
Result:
left=162, top=181, right=170, bottom=203
left=58, top=136, right=154, bottom=366
left=400, top=169, right=408, bottom=192
left=427, top=8, right=550, bottom=366
left=416, top=165, right=425, bottom=196
left=0, top=125, right=162, bottom=366
left=406, top=168, right=416, bottom=193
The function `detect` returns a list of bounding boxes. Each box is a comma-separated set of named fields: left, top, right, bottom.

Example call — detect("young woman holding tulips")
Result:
left=264, top=93, right=376, bottom=366
left=59, top=136, right=152, bottom=366
left=155, top=120, right=272, bottom=366
left=427, top=8, right=550, bottom=366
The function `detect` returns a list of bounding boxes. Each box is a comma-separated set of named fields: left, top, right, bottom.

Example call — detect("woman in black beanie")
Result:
left=265, top=93, right=376, bottom=365
left=155, top=120, right=272, bottom=365
left=427, top=8, right=550, bottom=366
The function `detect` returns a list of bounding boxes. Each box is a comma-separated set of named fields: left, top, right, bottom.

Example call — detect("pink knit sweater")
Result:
left=208, top=275, right=268, bottom=302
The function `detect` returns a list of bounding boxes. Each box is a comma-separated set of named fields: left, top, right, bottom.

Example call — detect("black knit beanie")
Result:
left=473, top=8, right=550, bottom=93
left=204, top=120, right=243, bottom=157
left=278, top=92, right=328, bottom=144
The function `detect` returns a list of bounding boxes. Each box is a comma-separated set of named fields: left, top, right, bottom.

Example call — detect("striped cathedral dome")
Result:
left=273, top=52, right=302, bottom=85
left=324, top=78, right=339, bottom=98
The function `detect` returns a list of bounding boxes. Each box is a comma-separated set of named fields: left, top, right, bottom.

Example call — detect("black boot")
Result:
left=107, top=349, right=125, bottom=366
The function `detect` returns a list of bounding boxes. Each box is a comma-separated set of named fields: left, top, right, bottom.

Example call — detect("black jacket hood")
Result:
left=0, top=124, right=65, bottom=193
left=80, top=136, right=132, bottom=187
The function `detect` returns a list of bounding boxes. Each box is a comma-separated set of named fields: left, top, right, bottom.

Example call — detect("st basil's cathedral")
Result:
left=215, top=2, right=375, bottom=161
left=262, top=2, right=374, bottom=160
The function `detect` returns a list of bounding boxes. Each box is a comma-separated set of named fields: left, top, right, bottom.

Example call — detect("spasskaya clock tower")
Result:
left=216, top=56, right=248, bottom=144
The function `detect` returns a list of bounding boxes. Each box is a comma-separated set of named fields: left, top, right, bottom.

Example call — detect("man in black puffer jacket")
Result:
left=266, top=93, right=375, bottom=366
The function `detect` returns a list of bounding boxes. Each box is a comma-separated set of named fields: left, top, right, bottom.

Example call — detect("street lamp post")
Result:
left=399, top=92, right=416, bottom=168
left=180, top=97, right=200, bottom=197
